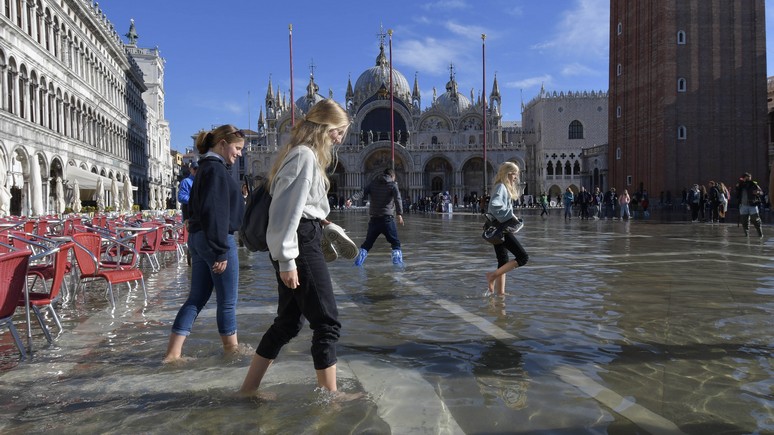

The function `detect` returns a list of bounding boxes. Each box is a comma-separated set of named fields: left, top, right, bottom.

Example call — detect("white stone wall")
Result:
left=0, top=0, right=149, bottom=215
left=523, top=90, right=608, bottom=196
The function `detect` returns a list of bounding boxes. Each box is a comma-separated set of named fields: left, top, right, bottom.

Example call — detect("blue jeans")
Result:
left=171, top=231, right=239, bottom=337
left=257, top=220, right=340, bottom=370
left=360, top=215, right=401, bottom=251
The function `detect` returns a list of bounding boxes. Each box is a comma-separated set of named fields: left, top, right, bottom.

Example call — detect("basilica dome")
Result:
left=295, top=75, right=326, bottom=113
left=434, top=77, right=471, bottom=115
left=354, top=44, right=411, bottom=103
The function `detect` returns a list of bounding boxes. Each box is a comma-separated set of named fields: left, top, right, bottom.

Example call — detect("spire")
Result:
left=490, top=73, right=500, bottom=98
left=346, top=74, right=354, bottom=99
left=375, top=42, right=388, bottom=67
left=125, top=19, right=138, bottom=45
left=411, top=72, right=421, bottom=111
left=446, top=63, right=458, bottom=96
left=376, top=24, right=388, bottom=67
left=305, top=69, right=319, bottom=99
left=266, top=75, right=274, bottom=100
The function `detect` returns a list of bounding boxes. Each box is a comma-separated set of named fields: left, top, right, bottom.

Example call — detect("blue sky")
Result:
left=97, top=0, right=774, bottom=152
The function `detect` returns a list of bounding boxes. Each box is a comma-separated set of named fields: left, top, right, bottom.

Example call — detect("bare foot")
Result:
left=486, top=271, right=496, bottom=292
left=235, top=389, right=277, bottom=401
left=162, top=355, right=194, bottom=365
left=224, top=343, right=254, bottom=358
left=332, top=391, right=365, bottom=402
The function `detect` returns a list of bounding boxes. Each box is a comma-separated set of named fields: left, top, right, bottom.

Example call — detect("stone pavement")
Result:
left=0, top=210, right=772, bottom=434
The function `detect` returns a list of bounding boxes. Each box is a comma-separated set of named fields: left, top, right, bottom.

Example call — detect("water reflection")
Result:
left=0, top=210, right=772, bottom=433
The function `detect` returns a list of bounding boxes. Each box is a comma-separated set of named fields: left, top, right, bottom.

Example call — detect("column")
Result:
left=0, top=65, right=7, bottom=112
left=29, top=81, right=37, bottom=124
left=14, top=74, right=29, bottom=119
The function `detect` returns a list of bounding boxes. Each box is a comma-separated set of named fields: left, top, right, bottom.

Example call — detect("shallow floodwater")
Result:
left=1, top=209, right=772, bottom=434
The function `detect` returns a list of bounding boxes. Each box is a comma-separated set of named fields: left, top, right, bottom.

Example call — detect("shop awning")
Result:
left=65, top=166, right=124, bottom=190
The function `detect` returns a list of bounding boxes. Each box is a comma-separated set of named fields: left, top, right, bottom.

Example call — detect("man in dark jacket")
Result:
left=354, top=168, right=404, bottom=266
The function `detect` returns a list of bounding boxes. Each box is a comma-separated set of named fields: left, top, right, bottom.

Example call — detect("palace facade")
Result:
left=0, top=0, right=172, bottom=216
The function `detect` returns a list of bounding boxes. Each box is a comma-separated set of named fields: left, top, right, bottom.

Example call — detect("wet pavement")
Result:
left=0, top=208, right=772, bottom=434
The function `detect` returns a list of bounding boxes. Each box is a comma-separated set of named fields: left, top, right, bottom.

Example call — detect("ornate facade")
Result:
left=244, top=41, right=531, bottom=204
left=125, top=20, right=172, bottom=210
left=521, top=88, right=609, bottom=199
left=0, top=0, right=169, bottom=216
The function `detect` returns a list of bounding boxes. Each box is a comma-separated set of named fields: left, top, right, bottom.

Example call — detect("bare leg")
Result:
left=316, top=364, right=337, bottom=392
left=486, top=260, right=519, bottom=294
left=221, top=333, right=239, bottom=355
left=495, top=274, right=506, bottom=296
left=163, top=333, right=187, bottom=363
left=239, top=354, right=273, bottom=395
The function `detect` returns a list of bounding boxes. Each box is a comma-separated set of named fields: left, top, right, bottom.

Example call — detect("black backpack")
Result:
left=240, top=177, right=272, bottom=252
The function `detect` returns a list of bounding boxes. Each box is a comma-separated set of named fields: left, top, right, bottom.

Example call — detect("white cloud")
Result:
left=444, top=21, right=488, bottom=40
left=395, top=38, right=460, bottom=75
left=561, top=62, right=598, bottom=77
left=532, top=0, right=609, bottom=59
left=505, top=74, right=553, bottom=90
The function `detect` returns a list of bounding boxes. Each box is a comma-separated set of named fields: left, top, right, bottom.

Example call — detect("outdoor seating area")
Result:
left=0, top=211, right=188, bottom=360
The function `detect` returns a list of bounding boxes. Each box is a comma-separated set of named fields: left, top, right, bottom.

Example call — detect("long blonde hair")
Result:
left=267, top=99, right=349, bottom=190
left=492, top=161, right=520, bottom=199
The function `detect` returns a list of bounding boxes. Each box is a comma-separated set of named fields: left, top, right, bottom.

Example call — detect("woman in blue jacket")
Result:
left=163, top=124, right=245, bottom=363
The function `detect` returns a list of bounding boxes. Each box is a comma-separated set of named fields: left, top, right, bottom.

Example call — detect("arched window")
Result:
left=546, top=161, right=554, bottom=176
left=677, top=30, right=686, bottom=45
left=616, top=106, right=622, bottom=118
left=677, top=125, right=687, bottom=140
left=616, top=147, right=622, bottom=160
left=573, top=161, right=581, bottom=175
left=617, top=22, right=622, bottom=35
left=569, top=120, right=584, bottom=139
left=431, top=135, right=438, bottom=145
left=616, top=63, right=622, bottom=76
left=564, top=161, right=572, bottom=176
left=677, top=78, right=686, bottom=92
left=468, top=135, right=475, bottom=144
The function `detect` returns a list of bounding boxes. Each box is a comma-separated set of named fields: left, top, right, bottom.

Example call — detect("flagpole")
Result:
left=482, top=33, right=487, bottom=195
left=389, top=29, right=395, bottom=172
left=289, top=24, right=295, bottom=126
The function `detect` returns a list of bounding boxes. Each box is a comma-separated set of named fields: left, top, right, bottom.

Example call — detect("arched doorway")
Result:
left=424, top=157, right=452, bottom=195
left=462, top=157, right=494, bottom=197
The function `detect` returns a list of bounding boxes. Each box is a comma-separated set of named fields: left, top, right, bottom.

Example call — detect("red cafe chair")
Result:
left=71, top=232, right=147, bottom=307
left=18, top=242, right=74, bottom=343
left=0, top=250, right=33, bottom=360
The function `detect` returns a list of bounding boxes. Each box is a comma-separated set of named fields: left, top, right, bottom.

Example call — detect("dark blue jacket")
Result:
left=364, top=174, right=403, bottom=217
left=188, top=156, right=244, bottom=261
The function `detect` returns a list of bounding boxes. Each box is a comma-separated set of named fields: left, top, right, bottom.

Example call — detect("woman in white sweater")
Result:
left=485, top=162, right=529, bottom=296
left=240, top=99, right=350, bottom=395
